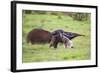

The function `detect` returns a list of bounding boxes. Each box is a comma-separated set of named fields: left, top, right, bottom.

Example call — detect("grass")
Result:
left=22, top=12, right=91, bottom=63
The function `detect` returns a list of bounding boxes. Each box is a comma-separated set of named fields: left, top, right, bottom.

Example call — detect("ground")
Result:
left=22, top=11, right=91, bottom=63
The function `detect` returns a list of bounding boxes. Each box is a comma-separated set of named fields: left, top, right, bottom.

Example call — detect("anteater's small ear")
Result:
left=71, top=46, right=74, bottom=48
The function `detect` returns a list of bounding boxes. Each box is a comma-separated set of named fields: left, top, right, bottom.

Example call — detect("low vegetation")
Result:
left=22, top=11, right=91, bottom=63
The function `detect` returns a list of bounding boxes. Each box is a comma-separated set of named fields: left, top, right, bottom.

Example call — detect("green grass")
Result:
left=22, top=12, right=91, bottom=63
